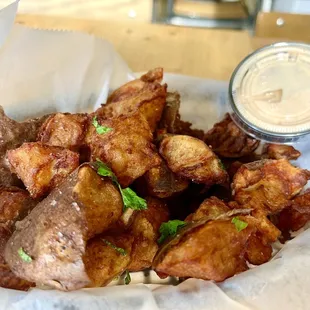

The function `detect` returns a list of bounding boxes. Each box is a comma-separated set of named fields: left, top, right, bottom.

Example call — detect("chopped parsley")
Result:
left=92, top=116, right=112, bottom=135
left=124, top=270, right=131, bottom=285
left=96, top=160, right=147, bottom=211
left=18, top=247, right=32, bottom=263
left=231, top=217, right=248, bottom=232
left=158, top=220, right=187, bottom=244
left=121, top=188, right=147, bottom=211
left=219, top=160, right=226, bottom=170
left=102, top=239, right=127, bottom=256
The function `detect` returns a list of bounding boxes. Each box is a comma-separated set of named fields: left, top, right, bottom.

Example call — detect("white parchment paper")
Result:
left=0, top=1, right=310, bottom=309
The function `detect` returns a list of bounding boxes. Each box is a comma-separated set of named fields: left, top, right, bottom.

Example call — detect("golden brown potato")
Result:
left=0, top=106, right=50, bottom=187
left=96, top=68, right=167, bottom=132
left=38, top=113, right=89, bottom=151
left=4, top=164, right=123, bottom=291
left=159, top=135, right=228, bottom=186
left=128, top=197, right=169, bottom=271
left=84, top=234, right=134, bottom=287
left=142, top=159, right=189, bottom=198
left=0, top=187, right=37, bottom=290
left=7, top=142, right=80, bottom=199
left=186, top=196, right=230, bottom=221
left=264, top=144, right=301, bottom=160
left=245, top=233, right=272, bottom=265
left=277, top=190, right=310, bottom=233
left=153, top=213, right=256, bottom=282
left=232, top=159, right=310, bottom=214
left=204, top=113, right=259, bottom=158
left=86, top=112, right=161, bottom=187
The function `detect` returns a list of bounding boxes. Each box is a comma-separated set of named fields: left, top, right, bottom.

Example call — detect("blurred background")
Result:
left=2, top=0, right=309, bottom=41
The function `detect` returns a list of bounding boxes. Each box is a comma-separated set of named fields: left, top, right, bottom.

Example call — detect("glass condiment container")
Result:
left=229, top=42, right=310, bottom=143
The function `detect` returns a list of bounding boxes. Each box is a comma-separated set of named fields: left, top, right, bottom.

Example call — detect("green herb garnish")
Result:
left=96, top=160, right=147, bottom=211
left=231, top=217, right=248, bottom=232
left=18, top=247, right=32, bottom=263
left=102, top=239, right=127, bottom=256
left=121, top=188, right=147, bottom=211
left=124, top=270, right=131, bottom=285
left=158, top=220, right=187, bottom=244
left=219, top=160, right=226, bottom=170
left=92, top=116, right=112, bottom=135
left=96, top=159, right=118, bottom=183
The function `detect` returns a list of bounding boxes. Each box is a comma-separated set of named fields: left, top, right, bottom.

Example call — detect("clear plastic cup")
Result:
left=229, top=42, right=310, bottom=143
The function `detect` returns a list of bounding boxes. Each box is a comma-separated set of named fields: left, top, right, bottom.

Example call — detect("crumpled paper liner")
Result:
left=0, top=1, right=310, bottom=309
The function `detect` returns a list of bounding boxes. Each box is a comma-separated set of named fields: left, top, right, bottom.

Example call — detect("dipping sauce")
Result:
left=229, top=42, right=310, bottom=143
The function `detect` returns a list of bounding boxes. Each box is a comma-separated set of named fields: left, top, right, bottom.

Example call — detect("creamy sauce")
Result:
left=232, top=44, right=310, bottom=134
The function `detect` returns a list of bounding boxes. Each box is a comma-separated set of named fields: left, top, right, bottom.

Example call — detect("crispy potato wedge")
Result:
left=0, top=107, right=50, bottom=187
left=153, top=212, right=256, bottom=282
left=8, top=142, right=80, bottom=199
left=158, top=92, right=204, bottom=140
left=128, top=197, right=169, bottom=271
left=142, top=159, right=189, bottom=198
left=232, top=159, right=310, bottom=214
left=4, top=164, right=123, bottom=291
left=84, top=234, right=134, bottom=287
left=96, top=68, right=167, bottom=132
left=277, top=190, right=310, bottom=233
left=38, top=113, right=89, bottom=151
left=264, top=144, right=301, bottom=160
left=204, top=113, right=259, bottom=158
left=159, top=135, right=228, bottom=185
left=86, top=112, right=161, bottom=187
left=0, top=187, right=37, bottom=290
left=186, top=198, right=275, bottom=265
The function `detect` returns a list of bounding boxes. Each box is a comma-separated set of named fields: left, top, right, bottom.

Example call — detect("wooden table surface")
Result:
left=15, top=14, right=277, bottom=81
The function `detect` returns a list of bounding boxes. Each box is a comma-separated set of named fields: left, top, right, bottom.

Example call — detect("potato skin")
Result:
left=0, top=187, right=37, bottom=290
left=204, top=113, right=259, bottom=158
left=86, top=112, right=161, bottom=187
left=84, top=234, right=134, bottom=287
left=264, top=144, right=301, bottom=160
left=7, top=142, right=80, bottom=199
left=38, top=113, right=89, bottom=151
left=159, top=135, right=228, bottom=185
left=4, top=164, right=123, bottom=291
left=232, top=159, right=310, bottom=214
left=153, top=216, right=255, bottom=282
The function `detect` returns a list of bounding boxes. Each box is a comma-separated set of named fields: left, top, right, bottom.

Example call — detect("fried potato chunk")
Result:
left=264, top=144, right=301, bottom=160
left=96, top=68, right=167, bottom=132
left=128, top=197, right=169, bottom=271
left=0, top=187, right=36, bottom=290
left=38, top=113, right=89, bottom=151
left=186, top=198, right=275, bottom=266
left=186, top=196, right=230, bottom=221
left=277, top=190, right=310, bottom=233
left=158, top=92, right=204, bottom=140
left=4, top=164, right=123, bottom=291
left=204, top=113, right=259, bottom=158
left=142, top=159, right=189, bottom=198
left=245, top=233, right=272, bottom=265
left=153, top=214, right=256, bottom=282
left=84, top=234, right=134, bottom=287
left=159, top=135, right=228, bottom=185
left=7, top=142, right=80, bottom=199
left=0, top=106, right=49, bottom=187
left=86, top=112, right=161, bottom=187
left=232, top=159, right=309, bottom=214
